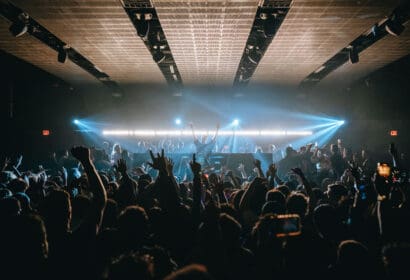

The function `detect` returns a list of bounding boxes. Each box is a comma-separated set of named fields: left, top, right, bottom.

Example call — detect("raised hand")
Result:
left=147, top=149, right=168, bottom=176
left=71, top=146, right=91, bottom=163
left=267, top=163, right=277, bottom=177
left=190, top=153, right=201, bottom=175
left=15, top=155, right=23, bottom=168
left=2, top=157, right=10, bottom=171
left=165, top=157, right=174, bottom=176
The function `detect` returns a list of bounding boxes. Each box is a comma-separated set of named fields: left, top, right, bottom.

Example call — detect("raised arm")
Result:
left=71, top=146, right=107, bottom=232
left=237, top=163, right=247, bottom=180
left=190, top=154, right=202, bottom=226
left=189, top=123, right=198, bottom=142
left=148, top=149, right=181, bottom=212
left=292, top=167, right=316, bottom=209
left=115, top=158, right=138, bottom=209
left=254, top=159, right=265, bottom=178
left=212, top=123, right=220, bottom=142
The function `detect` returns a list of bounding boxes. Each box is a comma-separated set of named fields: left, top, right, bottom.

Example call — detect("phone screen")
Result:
left=377, top=163, right=391, bottom=177
left=270, top=214, right=301, bottom=238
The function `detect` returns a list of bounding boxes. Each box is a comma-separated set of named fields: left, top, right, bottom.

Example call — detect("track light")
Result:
left=9, top=13, right=29, bottom=37
left=385, top=17, right=405, bottom=36
left=135, top=13, right=151, bottom=38
left=247, top=46, right=262, bottom=64
left=348, top=46, right=359, bottom=64
left=371, top=24, right=380, bottom=37
left=261, top=13, right=276, bottom=38
left=58, top=45, right=69, bottom=63
left=239, top=69, right=251, bottom=83
left=152, top=45, right=166, bottom=64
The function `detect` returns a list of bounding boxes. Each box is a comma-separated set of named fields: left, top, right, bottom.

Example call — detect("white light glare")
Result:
left=102, top=129, right=312, bottom=137
left=175, top=118, right=182, bottom=125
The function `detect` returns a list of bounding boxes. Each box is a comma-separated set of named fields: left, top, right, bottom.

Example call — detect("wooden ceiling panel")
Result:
left=153, top=0, right=259, bottom=85
left=11, top=0, right=165, bottom=84
left=251, top=0, right=401, bottom=85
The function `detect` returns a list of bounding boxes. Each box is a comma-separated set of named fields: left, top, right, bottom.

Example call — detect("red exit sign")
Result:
left=42, top=130, right=50, bottom=136
left=390, top=130, right=398, bottom=137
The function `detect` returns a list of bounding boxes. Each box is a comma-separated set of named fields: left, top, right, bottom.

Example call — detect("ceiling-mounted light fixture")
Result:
left=247, top=46, right=262, bottom=64
left=385, top=13, right=405, bottom=36
left=134, top=13, right=152, bottom=38
left=261, top=12, right=277, bottom=38
left=370, top=23, right=380, bottom=37
left=9, top=12, right=29, bottom=37
left=348, top=45, right=359, bottom=64
left=58, top=45, right=70, bottom=63
left=152, top=45, right=166, bottom=64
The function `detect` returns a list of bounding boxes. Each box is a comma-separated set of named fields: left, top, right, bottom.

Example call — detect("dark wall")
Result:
left=0, top=51, right=87, bottom=159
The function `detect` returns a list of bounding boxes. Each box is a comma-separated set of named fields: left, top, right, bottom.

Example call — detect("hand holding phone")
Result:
left=268, top=214, right=302, bottom=238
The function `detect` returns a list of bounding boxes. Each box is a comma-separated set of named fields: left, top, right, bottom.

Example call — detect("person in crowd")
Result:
left=190, top=123, right=220, bottom=166
left=0, top=140, right=409, bottom=280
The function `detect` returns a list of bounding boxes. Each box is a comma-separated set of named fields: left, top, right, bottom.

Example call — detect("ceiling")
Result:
left=0, top=0, right=409, bottom=89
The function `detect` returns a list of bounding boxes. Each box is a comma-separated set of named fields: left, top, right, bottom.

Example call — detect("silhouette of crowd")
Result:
left=1, top=140, right=410, bottom=280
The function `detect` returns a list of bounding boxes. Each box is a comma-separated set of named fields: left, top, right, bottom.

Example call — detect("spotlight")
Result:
left=337, top=120, right=345, bottom=126
left=9, top=13, right=29, bottom=37
left=175, top=118, right=182, bottom=125
left=261, top=13, right=276, bottom=38
left=73, top=119, right=80, bottom=125
left=371, top=24, right=380, bottom=38
left=58, top=47, right=68, bottom=63
left=135, top=13, right=151, bottom=38
left=232, top=119, right=240, bottom=127
left=247, top=46, right=262, bottom=64
left=153, top=49, right=166, bottom=64
left=385, top=18, right=405, bottom=36
left=348, top=46, right=359, bottom=64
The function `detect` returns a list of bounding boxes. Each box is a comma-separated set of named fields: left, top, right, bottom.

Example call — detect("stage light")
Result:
left=58, top=47, right=68, bottom=63
left=337, top=120, right=345, bottom=126
left=101, top=129, right=313, bottom=137
left=371, top=24, right=380, bottom=37
left=385, top=15, right=405, bottom=36
left=247, top=46, right=262, bottom=64
left=175, top=118, right=182, bottom=125
left=390, top=130, right=398, bottom=137
left=349, top=46, right=359, bottom=64
left=73, top=119, right=80, bottom=125
left=153, top=49, right=166, bottom=64
left=232, top=119, right=240, bottom=127
left=9, top=13, right=29, bottom=37
left=261, top=13, right=276, bottom=38
left=135, top=13, right=151, bottom=38
left=42, top=129, right=50, bottom=136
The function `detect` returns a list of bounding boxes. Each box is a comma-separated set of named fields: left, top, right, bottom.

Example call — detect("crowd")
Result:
left=1, top=139, right=410, bottom=279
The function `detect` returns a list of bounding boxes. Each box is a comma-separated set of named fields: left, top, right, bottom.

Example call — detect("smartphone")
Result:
left=377, top=163, right=391, bottom=177
left=268, top=214, right=302, bottom=238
